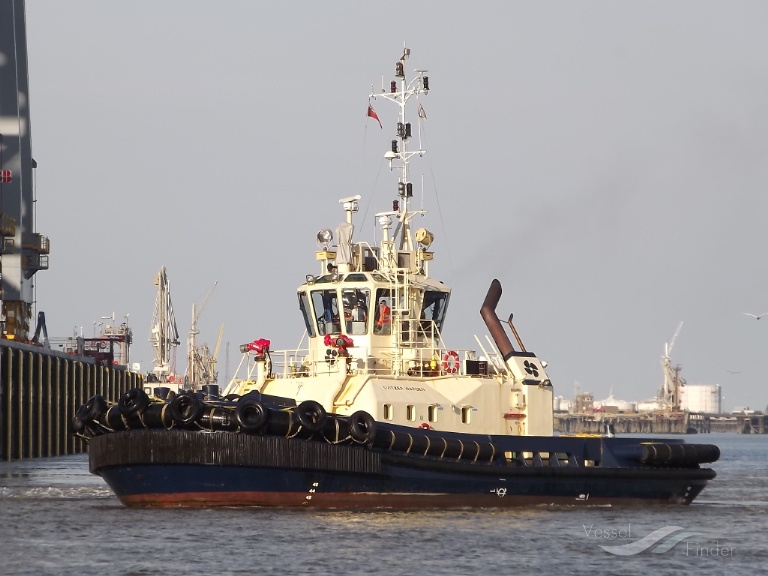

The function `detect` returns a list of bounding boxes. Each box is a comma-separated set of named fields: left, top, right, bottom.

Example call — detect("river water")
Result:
left=0, top=433, right=765, bottom=575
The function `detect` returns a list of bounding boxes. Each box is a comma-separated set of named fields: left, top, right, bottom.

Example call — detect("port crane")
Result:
left=185, top=281, right=218, bottom=388
left=660, top=321, right=685, bottom=410
left=148, top=267, right=180, bottom=384
left=210, top=322, right=225, bottom=383
left=191, top=323, right=224, bottom=387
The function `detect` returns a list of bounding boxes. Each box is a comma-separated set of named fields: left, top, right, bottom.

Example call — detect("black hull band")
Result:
left=89, top=429, right=381, bottom=475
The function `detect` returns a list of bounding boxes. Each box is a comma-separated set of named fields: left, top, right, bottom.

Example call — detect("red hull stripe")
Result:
left=120, top=491, right=689, bottom=508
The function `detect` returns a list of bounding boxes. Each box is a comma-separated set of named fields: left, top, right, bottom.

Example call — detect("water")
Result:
left=0, top=433, right=765, bottom=575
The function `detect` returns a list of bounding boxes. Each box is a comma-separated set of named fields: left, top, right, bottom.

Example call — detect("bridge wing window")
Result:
left=373, top=289, right=392, bottom=335
left=421, top=291, right=449, bottom=332
left=298, top=292, right=316, bottom=338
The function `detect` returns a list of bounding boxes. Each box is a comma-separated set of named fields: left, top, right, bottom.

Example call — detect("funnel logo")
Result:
left=597, top=526, right=703, bottom=556
left=523, top=360, right=539, bottom=377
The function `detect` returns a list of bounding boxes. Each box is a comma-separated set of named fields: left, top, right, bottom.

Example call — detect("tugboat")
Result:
left=72, top=47, right=719, bottom=508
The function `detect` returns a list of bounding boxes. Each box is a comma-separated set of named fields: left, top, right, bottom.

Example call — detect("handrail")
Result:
left=231, top=344, right=480, bottom=381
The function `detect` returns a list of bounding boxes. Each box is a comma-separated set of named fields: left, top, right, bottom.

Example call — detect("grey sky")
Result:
left=24, top=1, right=768, bottom=411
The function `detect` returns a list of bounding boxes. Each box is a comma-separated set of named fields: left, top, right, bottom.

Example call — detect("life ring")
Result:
left=442, top=350, right=459, bottom=374
left=419, top=422, right=431, bottom=431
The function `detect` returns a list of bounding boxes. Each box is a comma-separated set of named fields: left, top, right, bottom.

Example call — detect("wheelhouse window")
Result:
left=342, top=288, right=370, bottom=335
left=383, top=403, right=393, bottom=420
left=311, top=289, right=340, bottom=335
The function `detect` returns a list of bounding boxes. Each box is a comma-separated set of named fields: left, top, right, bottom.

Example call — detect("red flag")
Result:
left=367, top=104, right=382, bottom=128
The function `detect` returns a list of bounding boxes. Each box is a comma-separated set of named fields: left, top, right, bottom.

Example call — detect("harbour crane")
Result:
left=148, top=267, right=180, bottom=384
left=185, top=280, right=218, bottom=388
left=210, top=323, right=225, bottom=383
left=191, top=323, right=225, bottom=387
left=660, top=321, right=685, bottom=410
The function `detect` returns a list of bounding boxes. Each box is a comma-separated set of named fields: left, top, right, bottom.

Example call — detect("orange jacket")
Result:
left=377, top=303, right=391, bottom=326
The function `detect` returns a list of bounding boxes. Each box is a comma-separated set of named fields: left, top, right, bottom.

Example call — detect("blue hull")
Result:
left=89, top=429, right=716, bottom=508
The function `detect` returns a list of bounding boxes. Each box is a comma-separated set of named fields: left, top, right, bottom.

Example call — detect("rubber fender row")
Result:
left=640, top=443, right=721, bottom=466
left=71, top=389, right=491, bottom=463
left=71, top=388, right=371, bottom=443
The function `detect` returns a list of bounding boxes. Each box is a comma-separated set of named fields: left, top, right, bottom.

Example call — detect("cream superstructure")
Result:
left=224, top=48, right=554, bottom=437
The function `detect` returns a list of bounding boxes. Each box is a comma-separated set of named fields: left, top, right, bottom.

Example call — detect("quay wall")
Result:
left=555, top=412, right=767, bottom=435
left=0, top=340, right=141, bottom=460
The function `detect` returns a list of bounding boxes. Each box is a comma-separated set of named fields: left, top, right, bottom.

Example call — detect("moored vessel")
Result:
left=73, top=46, right=719, bottom=507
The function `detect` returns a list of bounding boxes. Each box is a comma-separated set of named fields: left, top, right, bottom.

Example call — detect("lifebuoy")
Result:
left=442, top=350, right=459, bottom=374
left=419, top=422, right=431, bottom=431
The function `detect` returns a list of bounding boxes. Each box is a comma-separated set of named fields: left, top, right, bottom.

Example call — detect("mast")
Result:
left=373, top=45, right=430, bottom=255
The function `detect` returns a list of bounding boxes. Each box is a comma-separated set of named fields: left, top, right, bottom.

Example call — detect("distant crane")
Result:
left=185, top=280, right=218, bottom=389
left=225, top=341, right=230, bottom=383
left=191, top=323, right=225, bottom=387
left=148, top=267, right=180, bottom=384
left=660, top=321, right=685, bottom=410
left=211, top=323, right=225, bottom=383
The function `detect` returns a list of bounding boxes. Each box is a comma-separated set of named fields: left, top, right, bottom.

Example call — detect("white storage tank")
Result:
left=680, top=384, right=721, bottom=414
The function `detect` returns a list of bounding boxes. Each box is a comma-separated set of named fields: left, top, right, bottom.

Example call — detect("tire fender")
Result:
left=76, top=394, right=107, bottom=423
left=118, top=388, right=150, bottom=417
left=348, top=410, right=376, bottom=445
left=169, top=394, right=204, bottom=425
left=296, top=400, right=327, bottom=433
left=235, top=398, right=269, bottom=431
